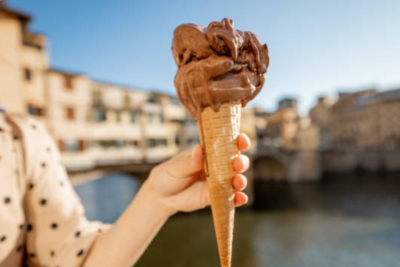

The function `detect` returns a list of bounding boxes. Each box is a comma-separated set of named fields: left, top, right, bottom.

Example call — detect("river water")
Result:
left=74, top=173, right=400, bottom=267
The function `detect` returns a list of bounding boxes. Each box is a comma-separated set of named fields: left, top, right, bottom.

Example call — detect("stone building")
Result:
left=309, top=96, right=333, bottom=150
left=379, top=89, right=400, bottom=150
left=0, top=6, right=48, bottom=125
left=252, top=106, right=269, bottom=144
left=330, top=88, right=400, bottom=150
left=45, top=69, right=94, bottom=169
left=325, top=88, right=400, bottom=172
left=264, top=98, right=299, bottom=150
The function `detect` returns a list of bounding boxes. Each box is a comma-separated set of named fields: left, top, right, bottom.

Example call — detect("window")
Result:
left=63, top=139, right=79, bottom=151
left=65, top=76, right=73, bottom=90
left=59, top=139, right=85, bottom=152
left=124, top=94, right=131, bottom=107
left=79, top=140, right=86, bottom=151
left=27, top=105, right=45, bottom=116
left=148, top=113, right=153, bottom=123
left=100, top=140, right=111, bottom=148
left=90, top=140, right=100, bottom=147
left=65, top=107, right=75, bottom=120
left=92, top=109, right=107, bottom=122
left=116, top=111, right=121, bottom=123
left=130, top=111, right=137, bottom=123
left=170, top=97, right=180, bottom=105
left=147, top=139, right=156, bottom=148
left=92, top=90, right=102, bottom=104
left=147, top=95, right=157, bottom=103
left=159, top=139, right=168, bottom=146
left=24, top=68, right=32, bottom=81
left=147, top=138, right=167, bottom=148
left=99, top=140, right=124, bottom=148
left=116, top=140, right=126, bottom=148
left=58, top=140, right=65, bottom=152
left=130, top=140, right=140, bottom=147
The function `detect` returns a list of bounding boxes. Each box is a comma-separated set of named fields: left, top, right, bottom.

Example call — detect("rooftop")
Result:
left=0, top=5, right=31, bottom=27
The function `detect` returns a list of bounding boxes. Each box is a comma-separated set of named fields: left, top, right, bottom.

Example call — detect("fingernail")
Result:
left=192, top=145, right=203, bottom=159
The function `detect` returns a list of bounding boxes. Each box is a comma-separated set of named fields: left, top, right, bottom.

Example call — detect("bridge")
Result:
left=253, top=145, right=321, bottom=182
left=74, top=143, right=321, bottom=206
left=88, top=144, right=320, bottom=181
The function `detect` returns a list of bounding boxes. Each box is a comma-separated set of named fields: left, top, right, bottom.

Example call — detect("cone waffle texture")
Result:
left=198, top=99, right=241, bottom=267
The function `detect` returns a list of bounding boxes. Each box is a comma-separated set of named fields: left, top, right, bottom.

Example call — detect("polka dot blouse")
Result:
left=0, top=114, right=110, bottom=267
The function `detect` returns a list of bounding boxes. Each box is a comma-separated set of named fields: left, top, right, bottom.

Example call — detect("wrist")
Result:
left=141, top=180, right=177, bottom=218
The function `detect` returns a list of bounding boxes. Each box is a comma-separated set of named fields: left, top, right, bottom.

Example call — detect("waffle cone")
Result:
left=198, top=99, right=241, bottom=267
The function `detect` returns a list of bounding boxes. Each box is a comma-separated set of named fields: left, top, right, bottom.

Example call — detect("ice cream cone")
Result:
left=172, top=17, right=269, bottom=267
left=198, top=99, right=241, bottom=267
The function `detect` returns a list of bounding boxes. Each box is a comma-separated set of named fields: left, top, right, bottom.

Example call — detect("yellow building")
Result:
left=293, top=117, right=320, bottom=151
left=46, top=69, right=93, bottom=169
left=330, top=88, right=400, bottom=150
left=377, top=89, right=400, bottom=149
left=140, top=92, right=185, bottom=162
left=309, top=96, right=333, bottom=149
left=309, top=96, right=332, bottom=129
left=253, top=107, right=268, bottom=142
left=89, top=82, right=145, bottom=166
left=0, top=5, right=188, bottom=170
left=0, top=6, right=48, bottom=125
left=320, top=88, right=400, bottom=172
left=264, top=98, right=299, bottom=150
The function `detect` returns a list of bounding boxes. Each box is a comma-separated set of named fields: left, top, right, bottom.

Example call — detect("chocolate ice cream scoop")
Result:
left=172, top=18, right=269, bottom=120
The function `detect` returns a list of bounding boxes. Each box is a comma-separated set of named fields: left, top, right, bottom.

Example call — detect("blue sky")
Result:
left=8, top=0, right=400, bottom=114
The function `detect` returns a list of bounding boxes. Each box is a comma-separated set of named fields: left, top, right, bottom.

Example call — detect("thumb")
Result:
left=165, top=145, right=204, bottom=179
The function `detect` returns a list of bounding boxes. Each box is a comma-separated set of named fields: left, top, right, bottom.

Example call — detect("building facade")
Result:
left=309, top=96, right=333, bottom=150
left=0, top=7, right=48, bottom=122
left=0, top=5, right=260, bottom=171
left=317, top=88, right=400, bottom=172
left=330, top=89, right=400, bottom=150
left=264, top=98, right=299, bottom=150
left=0, top=6, right=190, bottom=170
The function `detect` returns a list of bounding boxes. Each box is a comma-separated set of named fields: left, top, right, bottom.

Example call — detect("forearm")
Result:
left=84, top=180, right=172, bottom=267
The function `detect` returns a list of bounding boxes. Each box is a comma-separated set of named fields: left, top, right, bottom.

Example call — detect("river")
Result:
left=74, top=173, right=400, bottom=267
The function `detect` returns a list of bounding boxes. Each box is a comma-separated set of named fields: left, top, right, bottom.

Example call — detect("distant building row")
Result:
left=311, top=89, right=400, bottom=172
left=255, top=89, right=400, bottom=154
left=254, top=88, right=400, bottom=177
left=1, top=6, right=399, bottom=175
left=311, top=89, right=400, bottom=151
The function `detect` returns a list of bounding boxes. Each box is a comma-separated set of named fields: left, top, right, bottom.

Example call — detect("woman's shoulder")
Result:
left=3, top=113, right=48, bottom=136
left=5, top=113, right=35, bottom=127
left=1, top=112, right=29, bottom=127
left=2, top=113, right=56, bottom=162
